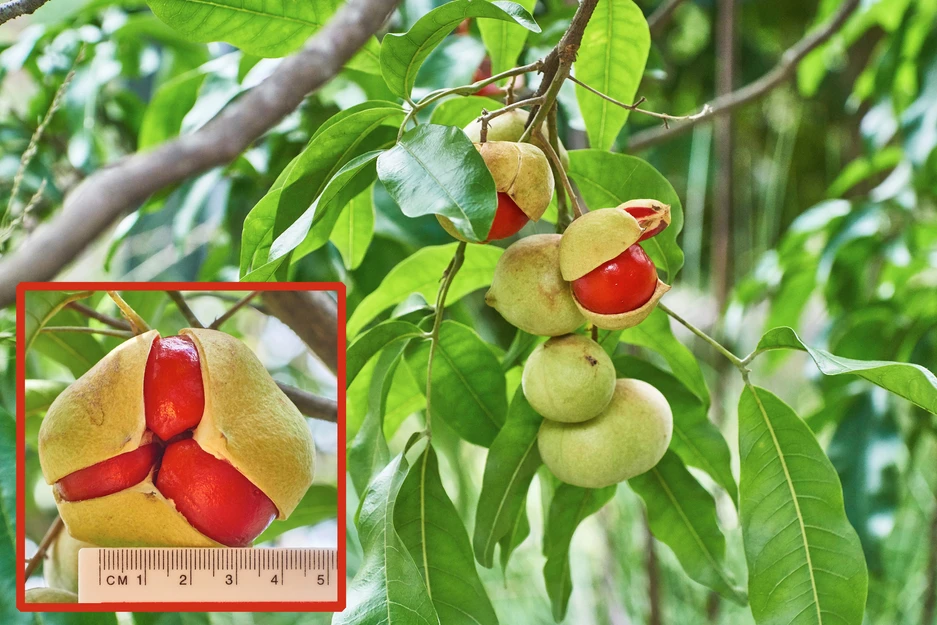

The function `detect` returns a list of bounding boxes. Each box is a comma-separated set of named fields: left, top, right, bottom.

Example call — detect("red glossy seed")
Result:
left=144, top=336, right=204, bottom=441
left=155, top=439, right=278, bottom=547
left=572, top=244, right=658, bottom=315
left=487, top=193, right=529, bottom=241
left=56, top=444, right=160, bottom=502
left=624, top=205, right=668, bottom=241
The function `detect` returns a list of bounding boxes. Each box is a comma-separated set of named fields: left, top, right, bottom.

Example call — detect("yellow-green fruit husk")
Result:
left=559, top=207, right=644, bottom=281
left=25, top=588, right=79, bottom=603
left=522, top=334, right=615, bottom=423
left=44, top=530, right=95, bottom=593
left=38, top=328, right=316, bottom=548
left=538, top=378, right=673, bottom=488
left=463, top=109, right=570, bottom=169
left=574, top=279, right=671, bottom=331
left=485, top=234, right=585, bottom=336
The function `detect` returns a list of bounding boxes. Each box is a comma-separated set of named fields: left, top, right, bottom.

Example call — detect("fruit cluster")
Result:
left=38, top=329, right=316, bottom=548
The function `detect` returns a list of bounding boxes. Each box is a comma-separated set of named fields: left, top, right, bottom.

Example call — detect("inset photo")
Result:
left=15, top=283, right=345, bottom=613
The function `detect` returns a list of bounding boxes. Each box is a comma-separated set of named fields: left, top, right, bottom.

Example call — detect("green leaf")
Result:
left=347, top=352, right=426, bottom=440
left=349, top=347, right=403, bottom=496
left=396, top=445, right=499, bottom=625
left=138, top=62, right=210, bottom=149
left=347, top=243, right=503, bottom=337
left=542, top=484, right=616, bottom=621
left=474, top=387, right=542, bottom=568
left=23, top=290, right=93, bottom=352
left=335, top=453, right=440, bottom=625
left=380, top=0, right=539, bottom=98
left=239, top=103, right=403, bottom=277
left=738, top=385, right=868, bottom=625
left=429, top=95, right=504, bottom=128
left=568, top=150, right=684, bottom=280
left=331, top=184, right=375, bottom=270
left=24, top=379, right=69, bottom=416
left=755, top=326, right=937, bottom=414
left=31, top=308, right=108, bottom=378
left=0, top=409, right=30, bottom=625
left=377, top=124, right=497, bottom=242
left=347, top=38, right=383, bottom=76
left=613, top=355, right=735, bottom=502
left=147, top=0, right=342, bottom=58
left=407, top=320, right=506, bottom=447
left=619, top=307, right=710, bottom=406
left=348, top=320, right=426, bottom=385
left=499, top=505, right=530, bottom=574
left=574, top=0, right=649, bottom=150
left=256, top=485, right=338, bottom=543
left=479, top=0, right=538, bottom=74
left=630, top=451, right=746, bottom=604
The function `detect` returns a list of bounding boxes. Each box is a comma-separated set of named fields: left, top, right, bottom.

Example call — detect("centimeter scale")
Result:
left=77, top=548, right=338, bottom=603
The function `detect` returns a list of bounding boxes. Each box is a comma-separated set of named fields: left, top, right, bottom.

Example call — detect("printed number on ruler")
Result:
left=77, top=548, right=337, bottom=603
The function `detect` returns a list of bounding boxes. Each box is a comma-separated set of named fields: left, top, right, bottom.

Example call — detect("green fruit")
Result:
left=44, top=530, right=94, bottom=593
left=538, top=378, right=672, bottom=488
left=26, top=588, right=79, bottom=603
left=522, top=335, right=615, bottom=423
left=485, top=234, right=585, bottom=336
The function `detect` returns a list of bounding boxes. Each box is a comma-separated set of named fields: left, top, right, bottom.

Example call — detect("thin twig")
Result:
left=23, top=516, right=63, bottom=580
left=209, top=291, right=259, bottom=330
left=659, top=302, right=745, bottom=370
left=67, top=302, right=131, bottom=331
left=533, top=129, right=584, bottom=218
left=475, top=96, right=545, bottom=129
left=0, top=0, right=50, bottom=27
left=42, top=326, right=135, bottom=339
left=647, top=0, right=687, bottom=36
left=628, top=0, right=860, bottom=151
left=167, top=291, right=204, bottom=328
left=276, top=382, right=339, bottom=423
left=569, top=75, right=712, bottom=129
left=185, top=292, right=270, bottom=315
left=107, top=291, right=150, bottom=335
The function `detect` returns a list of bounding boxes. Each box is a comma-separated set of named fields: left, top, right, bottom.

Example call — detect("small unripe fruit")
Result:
left=26, top=588, right=79, bottom=603
left=486, top=234, right=585, bottom=336
left=538, top=378, right=672, bottom=488
left=44, top=530, right=94, bottom=594
left=39, top=329, right=315, bottom=548
left=572, top=244, right=658, bottom=315
left=522, top=335, right=615, bottom=423
left=463, top=109, right=570, bottom=169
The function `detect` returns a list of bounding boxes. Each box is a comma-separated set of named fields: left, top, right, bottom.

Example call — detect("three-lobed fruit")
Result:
left=538, top=378, right=673, bottom=488
left=38, top=329, right=315, bottom=548
left=486, top=234, right=585, bottom=336
left=522, top=334, right=615, bottom=423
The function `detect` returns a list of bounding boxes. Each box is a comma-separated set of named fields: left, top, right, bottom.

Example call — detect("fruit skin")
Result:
left=44, top=530, right=94, bottom=594
left=573, top=279, right=670, bottom=331
left=26, top=588, right=79, bottom=603
left=621, top=199, right=671, bottom=242
left=144, top=335, right=204, bottom=441
left=485, top=234, right=585, bottom=336
left=559, top=207, right=645, bottom=281
left=571, top=244, right=659, bottom=315
left=438, top=192, right=529, bottom=242
left=463, top=109, right=570, bottom=169
left=522, top=334, right=615, bottom=423
left=156, top=439, right=278, bottom=548
left=55, top=443, right=160, bottom=502
left=538, top=378, right=673, bottom=488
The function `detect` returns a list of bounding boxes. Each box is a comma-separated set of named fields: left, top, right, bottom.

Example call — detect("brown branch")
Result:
left=276, top=382, right=338, bottom=423
left=209, top=291, right=259, bottom=330
left=0, top=0, right=400, bottom=308
left=261, top=291, right=339, bottom=374
left=23, top=516, right=63, bottom=580
left=627, top=0, right=860, bottom=151
left=42, top=326, right=135, bottom=339
left=167, top=291, right=204, bottom=329
left=67, top=302, right=131, bottom=331
left=647, top=0, right=686, bottom=37
left=0, top=0, right=49, bottom=26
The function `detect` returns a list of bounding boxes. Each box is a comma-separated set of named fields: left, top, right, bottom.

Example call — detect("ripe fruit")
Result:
left=473, top=57, right=501, bottom=97
left=538, top=378, right=673, bottom=488
left=438, top=140, right=554, bottom=242
left=621, top=199, right=671, bottom=241
left=463, top=109, right=570, bottom=169
left=26, top=588, right=79, bottom=603
left=522, top=334, right=615, bottom=423
left=38, top=329, right=315, bottom=548
left=44, top=530, right=93, bottom=594
left=571, top=245, right=658, bottom=315
left=486, top=234, right=585, bottom=336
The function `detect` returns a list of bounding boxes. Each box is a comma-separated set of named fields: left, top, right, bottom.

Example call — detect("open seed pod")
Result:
left=575, top=279, right=671, bottom=331
left=463, top=109, right=570, bottom=169
left=620, top=199, right=671, bottom=241
left=559, top=208, right=645, bottom=282
left=38, top=329, right=316, bottom=548
left=486, top=234, right=585, bottom=336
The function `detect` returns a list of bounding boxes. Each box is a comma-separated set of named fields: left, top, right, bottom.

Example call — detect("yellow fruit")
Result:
left=538, top=378, right=672, bottom=488
left=44, top=530, right=94, bottom=594
left=522, top=335, right=615, bottom=423
left=462, top=109, right=570, bottom=168
left=485, top=234, right=585, bottom=336
left=38, top=329, right=315, bottom=548
left=26, top=588, right=79, bottom=603
left=559, top=207, right=645, bottom=282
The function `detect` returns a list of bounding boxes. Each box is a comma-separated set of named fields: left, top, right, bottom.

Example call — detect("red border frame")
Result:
left=15, top=282, right=347, bottom=613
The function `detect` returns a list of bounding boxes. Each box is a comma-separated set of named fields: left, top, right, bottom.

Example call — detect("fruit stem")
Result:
left=167, top=291, right=204, bottom=328
left=23, top=515, right=63, bottom=581
left=66, top=302, right=131, bottom=331
left=209, top=291, right=259, bottom=329
left=41, top=326, right=135, bottom=339
left=424, top=242, right=467, bottom=435
left=533, top=128, right=583, bottom=218
left=658, top=302, right=747, bottom=371
left=567, top=75, right=714, bottom=129
left=107, top=291, right=151, bottom=335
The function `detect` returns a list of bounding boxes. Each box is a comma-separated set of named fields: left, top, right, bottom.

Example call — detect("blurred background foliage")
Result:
left=2, top=0, right=937, bottom=623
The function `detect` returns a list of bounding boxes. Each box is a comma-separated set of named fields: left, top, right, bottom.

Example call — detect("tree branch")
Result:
left=67, top=301, right=131, bottom=331
left=647, top=0, right=686, bottom=37
left=167, top=291, right=204, bottom=328
left=0, top=0, right=400, bottom=308
left=261, top=291, right=339, bottom=374
left=0, top=0, right=49, bottom=26
left=209, top=290, right=258, bottom=329
left=627, top=0, right=860, bottom=151
left=276, top=382, right=338, bottom=423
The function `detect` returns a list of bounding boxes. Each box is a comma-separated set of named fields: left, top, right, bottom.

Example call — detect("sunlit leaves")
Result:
left=331, top=185, right=375, bottom=270
left=348, top=320, right=426, bottom=385
left=574, top=0, right=649, bottom=150
left=738, top=385, right=867, bottom=625
left=478, top=0, right=538, bottom=75
left=349, top=347, right=403, bottom=495
left=429, top=96, right=503, bottom=128
left=23, top=290, right=92, bottom=351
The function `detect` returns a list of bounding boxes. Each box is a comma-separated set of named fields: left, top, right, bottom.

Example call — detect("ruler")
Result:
left=77, top=548, right=338, bottom=603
